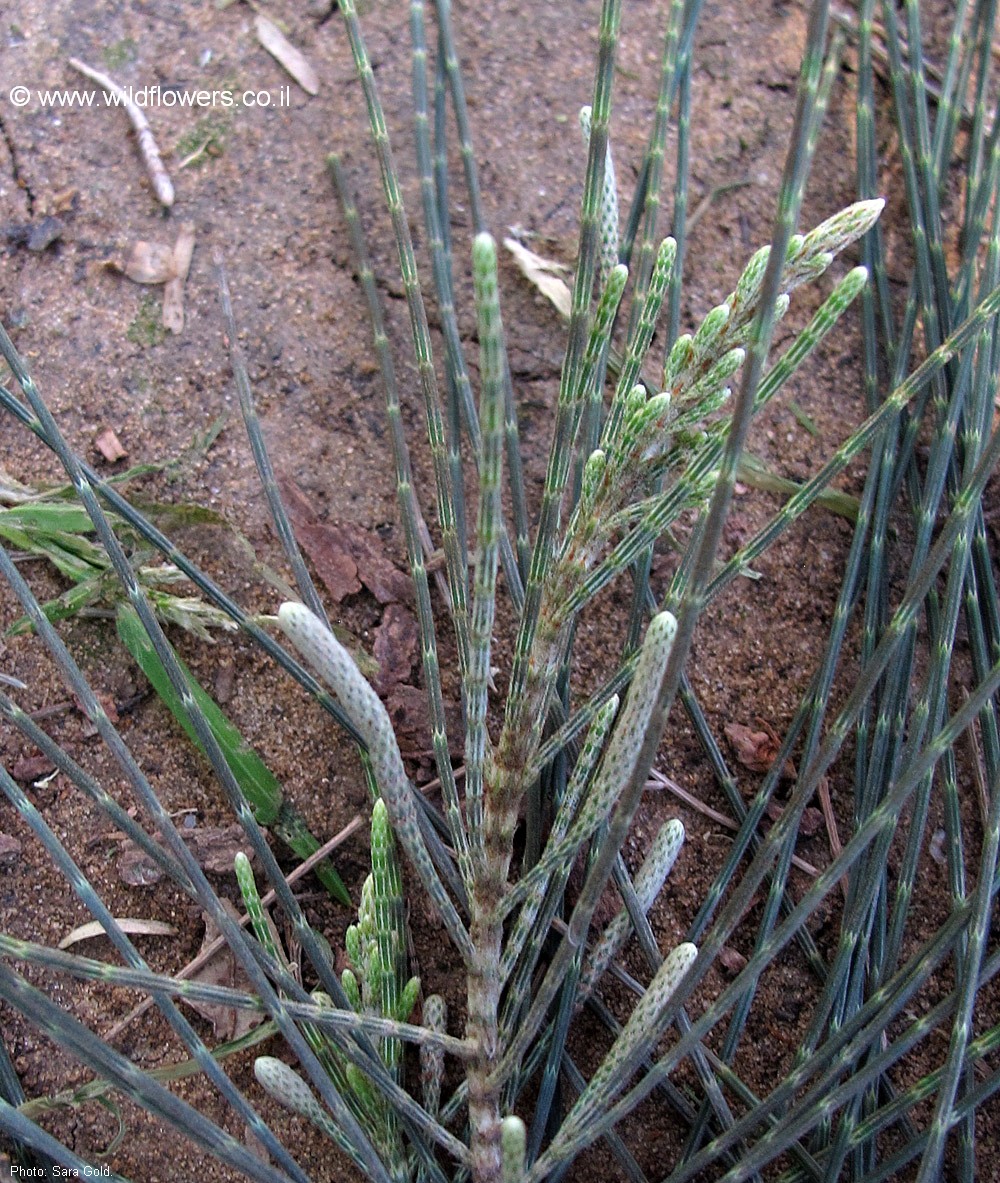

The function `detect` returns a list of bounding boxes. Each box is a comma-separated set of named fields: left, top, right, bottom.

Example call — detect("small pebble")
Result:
left=27, top=215, right=64, bottom=252
left=0, top=833, right=22, bottom=868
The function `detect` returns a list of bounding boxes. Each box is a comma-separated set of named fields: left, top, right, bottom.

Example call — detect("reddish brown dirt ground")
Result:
left=1, top=0, right=996, bottom=1180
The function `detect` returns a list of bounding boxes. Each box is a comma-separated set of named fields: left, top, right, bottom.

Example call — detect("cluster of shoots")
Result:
left=261, top=169, right=882, bottom=1180
left=0, top=0, right=889, bottom=1168
left=246, top=802, right=427, bottom=1181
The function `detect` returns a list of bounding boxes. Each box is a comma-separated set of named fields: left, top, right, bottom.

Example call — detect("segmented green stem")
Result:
left=326, top=154, right=472, bottom=887
left=337, top=0, right=471, bottom=684
left=466, top=234, right=505, bottom=861
left=605, top=236, right=677, bottom=441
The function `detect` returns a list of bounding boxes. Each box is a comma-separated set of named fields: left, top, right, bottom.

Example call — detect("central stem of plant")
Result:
left=466, top=899, right=504, bottom=1183
left=464, top=608, right=567, bottom=1182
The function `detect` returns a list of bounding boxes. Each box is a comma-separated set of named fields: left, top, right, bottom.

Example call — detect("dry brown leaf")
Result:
left=186, top=824, right=256, bottom=874
left=724, top=721, right=796, bottom=778
left=120, top=240, right=177, bottom=284
left=298, top=522, right=362, bottom=601
left=718, top=946, right=747, bottom=976
left=117, top=823, right=255, bottom=887
left=95, top=427, right=127, bottom=463
left=11, top=754, right=55, bottom=781
left=183, top=901, right=264, bottom=1041
left=374, top=603, right=418, bottom=693
left=384, top=684, right=462, bottom=761
left=279, top=477, right=411, bottom=604
left=503, top=237, right=572, bottom=319
left=347, top=526, right=412, bottom=605
left=255, top=14, right=319, bottom=95
left=279, top=477, right=361, bottom=601
left=59, top=918, right=176, bottom=949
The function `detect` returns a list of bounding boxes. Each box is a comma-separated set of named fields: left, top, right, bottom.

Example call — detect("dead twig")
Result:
left=645, top=766, right=820, bottom=877
left=67, top=57, right=174, bottom=207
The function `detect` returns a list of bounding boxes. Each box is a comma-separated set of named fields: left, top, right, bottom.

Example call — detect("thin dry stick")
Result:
left=67, top=57, right=175, bottom=207
left=815, top=776, right=848, bottom=901
left=103, top=814, right=365, bottom=1043
left=962, top=689, right=991, bottom=833
left=645, top=767, right=819, bottom=877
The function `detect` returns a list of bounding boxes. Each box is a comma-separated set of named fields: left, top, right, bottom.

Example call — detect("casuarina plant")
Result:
left=2, top=0, right=1000, bottom=1180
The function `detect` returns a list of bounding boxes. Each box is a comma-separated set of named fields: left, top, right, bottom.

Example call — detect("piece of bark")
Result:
left=373, top=603, right=419, bottom=693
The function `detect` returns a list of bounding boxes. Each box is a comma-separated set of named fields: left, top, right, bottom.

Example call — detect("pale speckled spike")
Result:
left=536, top=942, right=698, bottom=1175
left=501, top=1115, right=527, bottom=1183
left=585, top=611, right=677, bottom=802
left=502, top=612, right=676, bottom=918
left=579, top=105, right=620, bottom=288
left=794, top=198, right=884, bottom=267
left=578, top=818, right=685, bottom=1002
left=419, top=993, right=447, bottom=1120
left=277, top=603, right=474, bottom=964
left=255, top=1056, right=355, bottom=1157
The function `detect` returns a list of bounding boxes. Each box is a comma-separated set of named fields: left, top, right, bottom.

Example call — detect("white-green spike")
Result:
left=579, top=104, right=620, bottom=287
left=531, top=942, right=698, bottom=1177
left=501, top=1115, right=527, bottom=1183
left=578, top=818, right=685, bottom=1002
left=277, top=602, right=474, bottom=964
left=255, top=1055, right=352, bottom=1149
